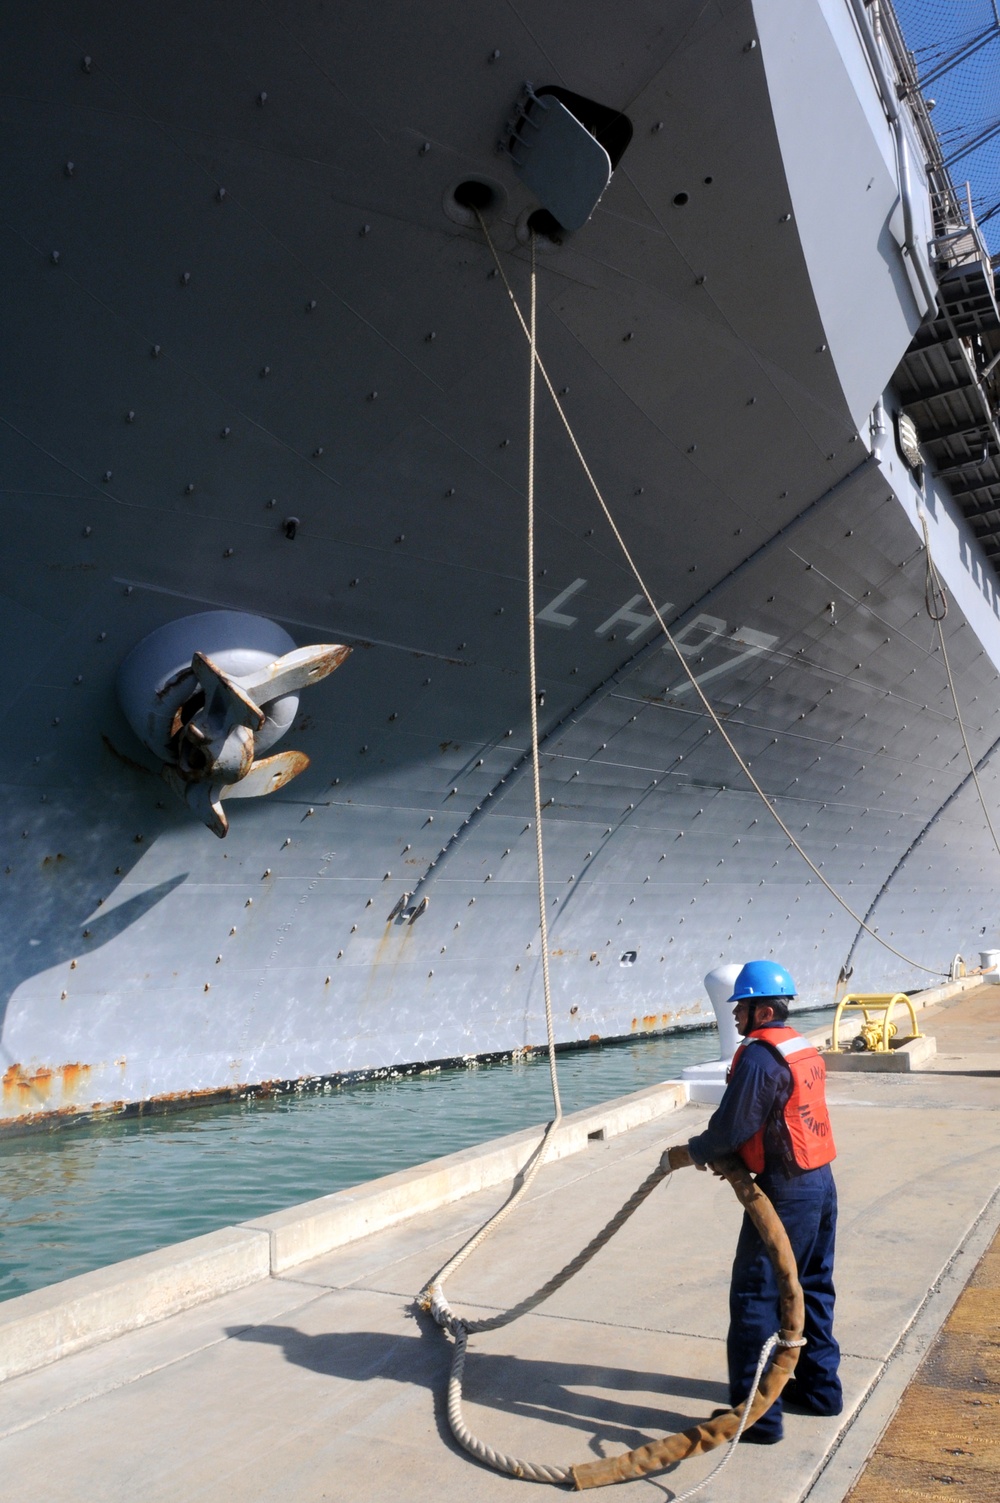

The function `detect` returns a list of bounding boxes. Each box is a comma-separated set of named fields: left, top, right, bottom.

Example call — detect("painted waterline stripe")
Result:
left=0, top=977, right=977, bottom=1384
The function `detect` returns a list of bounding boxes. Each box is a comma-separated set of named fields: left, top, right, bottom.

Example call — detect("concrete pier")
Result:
left=1, top=988, right=998, bottom=1501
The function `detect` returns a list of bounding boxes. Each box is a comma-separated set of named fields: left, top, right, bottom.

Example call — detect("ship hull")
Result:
left=3, top=0, right=1000, bottom=1124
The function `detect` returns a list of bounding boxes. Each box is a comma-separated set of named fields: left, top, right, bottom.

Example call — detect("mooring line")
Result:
left=476, top=213, right=947, bottom=980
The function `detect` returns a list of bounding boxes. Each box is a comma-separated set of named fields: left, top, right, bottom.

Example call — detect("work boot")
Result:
left=782, top=1378, right=843, bottom=1417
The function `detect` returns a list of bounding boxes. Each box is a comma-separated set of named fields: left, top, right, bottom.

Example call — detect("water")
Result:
left=0, top=1010, right=834, bottom=1301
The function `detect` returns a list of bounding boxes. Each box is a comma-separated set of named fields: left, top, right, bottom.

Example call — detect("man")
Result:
left=687, top=959, right=842, bottom=1444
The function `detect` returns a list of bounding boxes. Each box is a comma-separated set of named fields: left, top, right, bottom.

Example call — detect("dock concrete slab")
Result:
left=0, top=1275, right=326, bottom=1444
left=0, top=1226, right=270, bottom=1383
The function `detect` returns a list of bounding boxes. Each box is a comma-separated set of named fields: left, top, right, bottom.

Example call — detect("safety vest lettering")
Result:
left=799, top=1100, right=830, bottom=1137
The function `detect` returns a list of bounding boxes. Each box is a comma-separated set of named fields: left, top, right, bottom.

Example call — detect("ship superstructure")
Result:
left=3, top=0, right=1000, bottom=1124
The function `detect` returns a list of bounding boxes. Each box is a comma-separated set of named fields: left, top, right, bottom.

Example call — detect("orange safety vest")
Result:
left=726, top=1025, right=837, bottom=1174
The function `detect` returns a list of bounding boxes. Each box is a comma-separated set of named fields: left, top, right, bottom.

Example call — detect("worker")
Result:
left=687, top=959, right=842, bottom=1444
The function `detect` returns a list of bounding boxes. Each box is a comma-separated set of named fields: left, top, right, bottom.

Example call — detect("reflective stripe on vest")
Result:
left=728, top=1026, right=837, bottom=1174
left=772, top=1036, right=812, bottom=1059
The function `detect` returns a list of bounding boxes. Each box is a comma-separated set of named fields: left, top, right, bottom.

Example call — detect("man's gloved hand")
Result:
left=663, top=1143, right=731, bottom=1176
left=663, top=1143, right=695, bottom=1172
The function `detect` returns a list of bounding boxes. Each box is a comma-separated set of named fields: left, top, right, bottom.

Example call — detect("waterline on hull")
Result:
left=0, top=1008, right=832, bottom=1302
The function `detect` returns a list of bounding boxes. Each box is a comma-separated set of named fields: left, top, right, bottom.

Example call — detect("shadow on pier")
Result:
left=227, top=1320, right=729, bottom=1456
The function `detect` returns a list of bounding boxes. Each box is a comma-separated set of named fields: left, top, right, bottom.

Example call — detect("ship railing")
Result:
left=877, top=0, right=965, bottom=231
left=930, top=183, right=993, bottom=272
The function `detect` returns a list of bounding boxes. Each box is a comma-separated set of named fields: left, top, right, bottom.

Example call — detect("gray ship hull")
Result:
left=3, top=0, right=1000, bottom=1124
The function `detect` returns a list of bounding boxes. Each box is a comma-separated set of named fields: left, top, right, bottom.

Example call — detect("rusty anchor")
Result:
left=161, top=645, right=350, bottom=835
left=117, top=611, right=351, bottom=836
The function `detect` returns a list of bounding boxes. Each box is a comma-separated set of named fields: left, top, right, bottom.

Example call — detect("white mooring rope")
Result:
left=417, top=235, right=562, bottom=1320
left=419, top=233, right=806, bottom=1486
left=475, top=213, right=947, bottom=981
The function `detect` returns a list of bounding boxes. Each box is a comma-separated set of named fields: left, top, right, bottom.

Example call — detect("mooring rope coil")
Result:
left=434, top=1152, right=807, bottom=1489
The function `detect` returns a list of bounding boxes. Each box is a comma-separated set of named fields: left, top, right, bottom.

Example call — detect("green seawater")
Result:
left=0, top=1009, right=834, bottom=1301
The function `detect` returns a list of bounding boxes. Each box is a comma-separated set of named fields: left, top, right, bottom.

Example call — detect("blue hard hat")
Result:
left=728, top=959, right=797, bottom=1003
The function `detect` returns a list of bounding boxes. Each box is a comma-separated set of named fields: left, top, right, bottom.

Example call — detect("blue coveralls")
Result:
left=688, top=1023, right=842, bottom=1441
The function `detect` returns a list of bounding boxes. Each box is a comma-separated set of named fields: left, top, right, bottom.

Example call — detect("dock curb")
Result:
left=0, top=1226, right=270, bottom=1384
left=0, top=1081, right=688, bottom=1380
left=241, top=1081, right=689, bottom=1272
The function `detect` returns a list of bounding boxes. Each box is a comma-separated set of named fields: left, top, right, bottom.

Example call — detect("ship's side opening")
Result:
left=453, top=180, right=493, bottom=211
left=525, top=208, right=564, bottom=243
left=535, top=85, right=633, bottom=169
left=444, top=177, right=506, bottom=227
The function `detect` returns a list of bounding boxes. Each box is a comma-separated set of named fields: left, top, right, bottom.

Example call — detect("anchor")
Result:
left=117, top=610, right=350, bottom=836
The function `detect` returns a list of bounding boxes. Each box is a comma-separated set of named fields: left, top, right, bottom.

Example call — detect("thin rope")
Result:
left=527, top=230, right=563, bottom=1125
left=417, top=234, right=563, bottom=1312
left=923, top=512, right=948, bottom=623
left=420, top=244, right=804, bottom=1485
left=476, top=214, right=946, bottom=980
left=920, top=508, right=1000, bottom=863
left=665, top=1332, right=806, bottom=1503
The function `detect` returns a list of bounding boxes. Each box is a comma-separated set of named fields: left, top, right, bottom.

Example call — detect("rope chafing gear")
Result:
left=475, top=211, right=947, bottom=981
left=428, top=1151, right=806, bottom=1487
left=919, top=507, right=1000, bottom=866
left=631, top=1331, right=805, bottom=1503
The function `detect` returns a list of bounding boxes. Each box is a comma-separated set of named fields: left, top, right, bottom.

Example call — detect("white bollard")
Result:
left=980, top=949, right=1000, bottom=984
left=681, top=962, right=744, bottom=1105
left=703, top=963, right=744, bottom=1059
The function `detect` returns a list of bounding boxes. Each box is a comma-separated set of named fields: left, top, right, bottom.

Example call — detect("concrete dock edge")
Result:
left=241, top=1080, right=687, bottom=1272
left=0, top=1226, right=271, bottom=1384
left=800, top=1181, right=1000, bottom=1503
left=0, top=1081, right=687, bottom=1381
